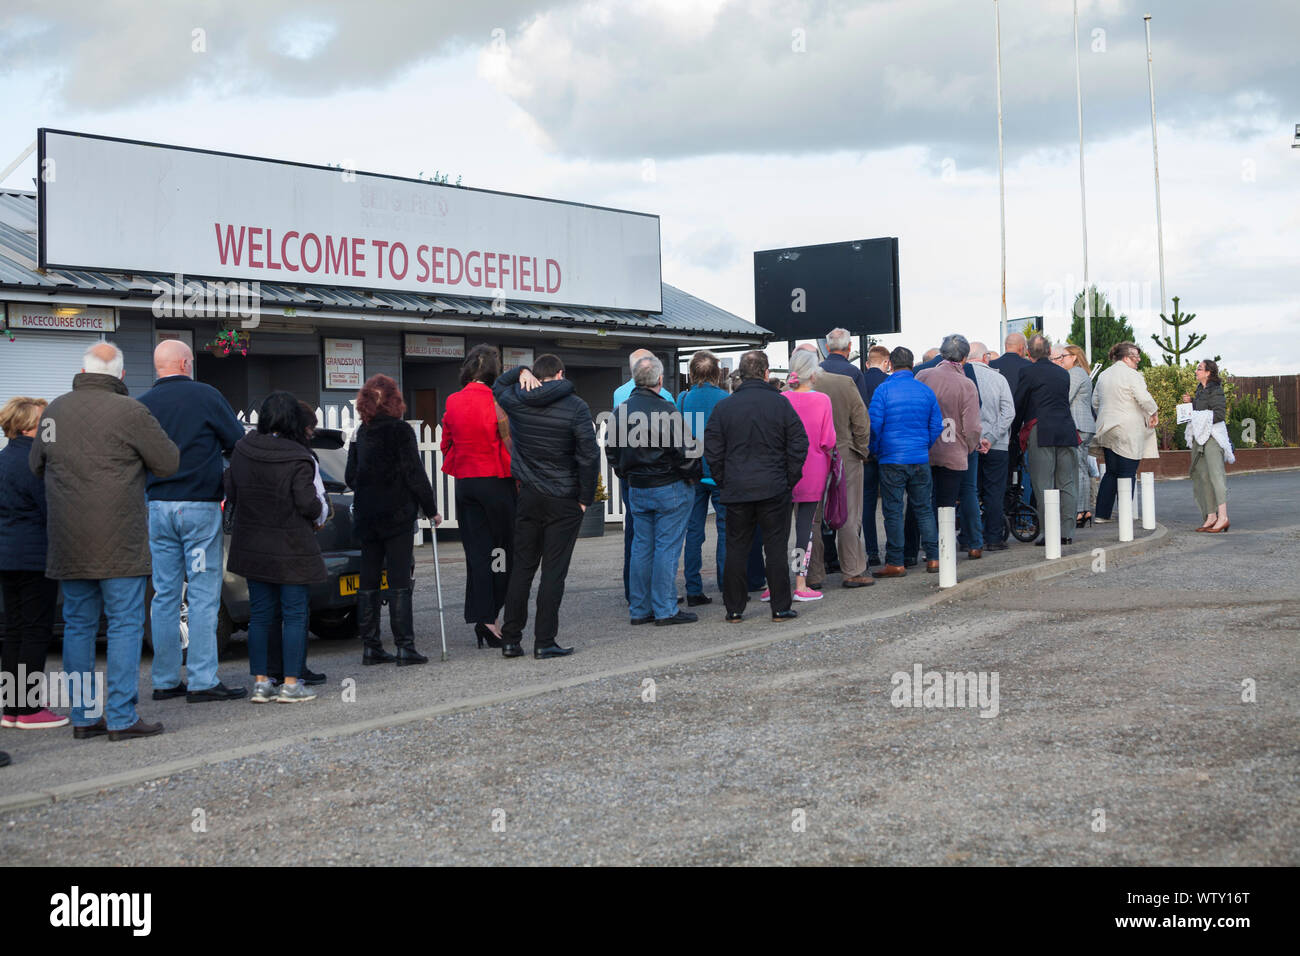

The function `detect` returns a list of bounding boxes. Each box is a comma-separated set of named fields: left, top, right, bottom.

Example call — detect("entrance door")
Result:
left=413, top=389, right=439, bottom=430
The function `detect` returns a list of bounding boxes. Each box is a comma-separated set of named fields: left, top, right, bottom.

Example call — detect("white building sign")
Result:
left=5, top=303, right=117, bottom=332
left=502, top=346, right=534, bottom=370
left=39, top=129, right=663, bottom=313
left=323, top=337, right=365, bottom=390
left=404, top=334, right=465, bottom=359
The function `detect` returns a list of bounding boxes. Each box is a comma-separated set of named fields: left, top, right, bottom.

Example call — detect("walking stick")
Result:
left=430, top=527, right=448, bottom=662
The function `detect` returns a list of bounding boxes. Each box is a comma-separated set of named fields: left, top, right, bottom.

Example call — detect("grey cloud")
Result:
left=489, top=0, right=1299, bottom=165
left=0, top=0, right=540, bottom=109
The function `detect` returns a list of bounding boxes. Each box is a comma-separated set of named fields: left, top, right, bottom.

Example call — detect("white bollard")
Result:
left=1140, top=471, right=1156, bottom=530
left=1043, top=488, right=1061, bottom=559
left=938, top=506, right=957, bottom=588
left=1117, top=477, right=1134, bottom=542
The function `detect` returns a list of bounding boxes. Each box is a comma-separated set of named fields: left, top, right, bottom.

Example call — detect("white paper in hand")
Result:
left=1175, top=402, right=1193, bottom=425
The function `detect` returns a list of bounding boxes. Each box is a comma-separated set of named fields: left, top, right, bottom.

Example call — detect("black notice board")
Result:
left=753, top=237, right=901, bottom=340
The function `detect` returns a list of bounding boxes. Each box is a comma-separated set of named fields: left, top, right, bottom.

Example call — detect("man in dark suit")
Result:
left=819, top=327, right=870, bottom=408
left=990, top=331, right=1035, bottom=509
left=1009, top=335, right=1079, bottom=546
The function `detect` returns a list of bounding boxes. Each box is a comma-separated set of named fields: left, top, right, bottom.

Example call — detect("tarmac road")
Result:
left=0, top=470, right=1295, bottom=865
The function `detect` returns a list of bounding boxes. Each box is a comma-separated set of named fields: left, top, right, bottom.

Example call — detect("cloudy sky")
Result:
left=2, top=0, right=1296, bottom=373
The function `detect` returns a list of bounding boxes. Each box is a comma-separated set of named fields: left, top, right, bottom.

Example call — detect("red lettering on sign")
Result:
left=214, top=223, right=246, bottom=265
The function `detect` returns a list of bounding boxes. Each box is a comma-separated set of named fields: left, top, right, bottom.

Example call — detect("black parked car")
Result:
left=0, top=427, right=394, bottom=657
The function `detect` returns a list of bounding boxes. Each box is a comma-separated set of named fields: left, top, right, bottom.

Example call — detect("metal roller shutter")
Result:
left=0, top=330, right=102, bottom=405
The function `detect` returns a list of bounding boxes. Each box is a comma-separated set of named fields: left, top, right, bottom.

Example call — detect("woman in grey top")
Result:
left=1055, top=345, right=1096, bottom=526
left=1181, top=359, right=1230, bottom=533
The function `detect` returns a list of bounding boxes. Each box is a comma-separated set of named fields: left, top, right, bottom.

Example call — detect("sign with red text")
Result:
left=501, top=346, right=534, bottom=370
left=404, top=334, right=465, bottom=359
left=5, top=303, right=117, bottom=332
left=323, top=337, right=365, bottom=390
left=38, top=129, right=663, bottom=313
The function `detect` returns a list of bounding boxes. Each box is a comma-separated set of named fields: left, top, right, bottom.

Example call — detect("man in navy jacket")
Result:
left=138, top=341, right=246, bottom=703
left=1010, top=335, right=1079, bottom=546
left=819, top=328, right=870, bottom=408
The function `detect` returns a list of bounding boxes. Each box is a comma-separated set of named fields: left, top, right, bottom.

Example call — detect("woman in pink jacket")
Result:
left=772, top=348, right=837, bottom=602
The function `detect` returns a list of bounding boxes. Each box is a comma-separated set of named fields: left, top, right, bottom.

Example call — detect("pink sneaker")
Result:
left=793, top=588, right=823, bottom=602
left=15, top=709, right=70, bottom=730
left=759, top=589, right=771, bottom=602
left=0, top=713, right=16, bottom=728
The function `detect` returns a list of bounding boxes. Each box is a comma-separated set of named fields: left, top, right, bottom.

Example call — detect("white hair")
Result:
left=825, top=328, right=852, bottom=353
left=788, top=348, right=820, bottom=386
left=82, top=343, right=124, bottom=378
left=632, top=354, right=664, bottom=387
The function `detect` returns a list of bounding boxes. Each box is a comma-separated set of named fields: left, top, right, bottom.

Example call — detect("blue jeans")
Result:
left=957, top=450, right=984, bottom=550
left=862, top=458, right=881, bottom=562
left=247, top=580, right=309, bottom=680
left=683, top=482, right=725, bottom=596
left=61, top=577, right=147, bottom=731
left=879, top=464, right=938, bottom=567
left=148, top=500, right=224, bottom=693
left=628, top=481, right=693, bottom=620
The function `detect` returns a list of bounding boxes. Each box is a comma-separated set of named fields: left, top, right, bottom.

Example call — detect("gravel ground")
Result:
left=1, top=472, right=1295, bottom=865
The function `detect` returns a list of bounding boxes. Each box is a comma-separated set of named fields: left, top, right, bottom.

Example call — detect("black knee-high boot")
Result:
left=389, top=589, right=427, bottom=666
left=358, top=590, right=394, bottom=665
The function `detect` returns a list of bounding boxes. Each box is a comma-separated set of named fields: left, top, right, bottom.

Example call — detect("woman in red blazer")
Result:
left=441, top=344, right=515, bottom=647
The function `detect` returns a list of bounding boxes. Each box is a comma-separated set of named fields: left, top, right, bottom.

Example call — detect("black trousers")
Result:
left=0, top=570, right=58, bottom=716
left=931, top=465, right=963, bottom=508
left=456, top=477, right=516, bottom=624
left=979, top=448, right=1009, bottom=544
left=501, top=485, right=584, bottom=647
left=723, top=493, right=793, bottom=614
left=360, top=532, right=414, bottom=591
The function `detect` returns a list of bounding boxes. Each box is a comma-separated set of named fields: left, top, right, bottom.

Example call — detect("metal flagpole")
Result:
left=1074, top=1, right=1092, bottom=364
left=995, top=0, right=1008, bottom=335
left=1144, top=14, right=1167, bottom=319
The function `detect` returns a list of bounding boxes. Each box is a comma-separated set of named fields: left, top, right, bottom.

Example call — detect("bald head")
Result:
left=969, top=341, right=989, bottom=364
left=154, top=339, right=194, bottom=379
left=82, top=342, right=124, bottom=379
left=922, top=348, right=940, bottom=363
left=628, top=348, right=654, bottom=372
left=1004, top=332, right=1026, bottom=356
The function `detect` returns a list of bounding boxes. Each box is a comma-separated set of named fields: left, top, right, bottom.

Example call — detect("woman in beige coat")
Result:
left=1091, top=342, right=1158, bottom=521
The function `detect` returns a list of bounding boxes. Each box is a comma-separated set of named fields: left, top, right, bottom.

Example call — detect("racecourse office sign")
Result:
left=37, top=129, right=664, bottom=313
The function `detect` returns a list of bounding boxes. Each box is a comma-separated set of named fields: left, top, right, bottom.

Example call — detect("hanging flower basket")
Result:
left=207, top=328, right=250, bottom=356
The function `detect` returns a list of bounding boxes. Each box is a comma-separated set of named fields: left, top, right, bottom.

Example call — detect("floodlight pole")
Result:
left=994, top=0, right=1008, bottom=333
left=1074, top=1, right=1092, bottom=364
left=1144, top=14, right=1168, bottom=319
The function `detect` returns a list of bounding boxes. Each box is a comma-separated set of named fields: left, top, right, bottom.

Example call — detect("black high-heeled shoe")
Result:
left=475, top=623, right=503, bottom=649
left=1075, top=512, right=1093, bottom=528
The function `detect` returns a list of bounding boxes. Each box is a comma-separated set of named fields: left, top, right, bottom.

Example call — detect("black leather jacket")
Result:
left=493, top=367, right=599, bottom=505
left=605, top=385, right=702, bottom=489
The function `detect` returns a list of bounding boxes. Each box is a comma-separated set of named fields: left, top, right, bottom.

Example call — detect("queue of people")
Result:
left=0, top=329, right=1234, bottom=765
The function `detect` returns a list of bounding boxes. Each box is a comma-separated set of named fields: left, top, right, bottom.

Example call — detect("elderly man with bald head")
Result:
left=31, top=342, right=180, bottom=739
left=139, top=339, right=247, bottom=703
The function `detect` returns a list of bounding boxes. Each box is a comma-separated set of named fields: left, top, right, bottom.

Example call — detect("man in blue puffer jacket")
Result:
left=868, top=347, right=944, bottom=578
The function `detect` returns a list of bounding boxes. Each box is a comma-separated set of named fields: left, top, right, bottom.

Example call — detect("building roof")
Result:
left=0, top=190, right=767, bottom=343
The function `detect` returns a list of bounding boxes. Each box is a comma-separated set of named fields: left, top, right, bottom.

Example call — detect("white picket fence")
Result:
left=235, top=402, right=626, bottom=531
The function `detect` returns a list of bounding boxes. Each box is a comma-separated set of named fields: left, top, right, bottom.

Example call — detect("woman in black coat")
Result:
left=225, top=392, right=328, bottom=703
left=0, top=396, right=68, bottom=734
left=346, top=374, right=440, bottom=665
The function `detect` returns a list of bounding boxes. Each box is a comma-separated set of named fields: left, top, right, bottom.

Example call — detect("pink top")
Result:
left=785, top=389, right=837, bottom=502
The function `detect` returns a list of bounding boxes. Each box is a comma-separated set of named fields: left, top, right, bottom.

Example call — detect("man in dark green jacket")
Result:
left=31, top=343, right=178, bottom=740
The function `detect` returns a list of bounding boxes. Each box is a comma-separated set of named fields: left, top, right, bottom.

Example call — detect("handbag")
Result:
left=823, top=449, right=848, bottom=530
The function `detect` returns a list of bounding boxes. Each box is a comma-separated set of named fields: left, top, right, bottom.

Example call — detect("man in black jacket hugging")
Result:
left=606, top=355, right=703, bottom=627
left=493, top=354, right=599, bottom=659
left=704, top=350, right=808, bottom=622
